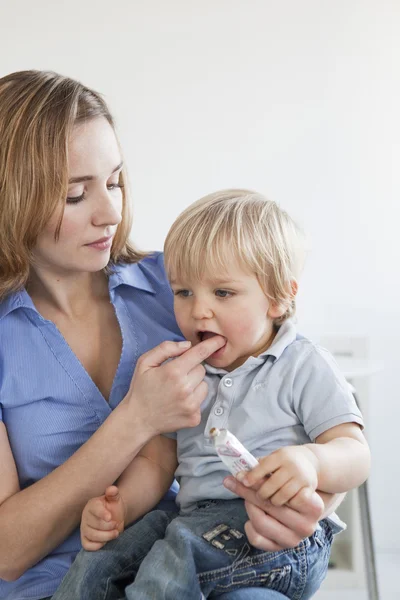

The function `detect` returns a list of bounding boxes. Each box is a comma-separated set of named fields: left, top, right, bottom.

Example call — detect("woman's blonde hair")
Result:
left=164, top=189, right=307, bottom=324
left=0, top=70, right=146, bottom=299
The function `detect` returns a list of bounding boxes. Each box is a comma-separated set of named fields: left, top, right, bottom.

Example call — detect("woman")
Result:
left=0, top=70, right=338, bottom=600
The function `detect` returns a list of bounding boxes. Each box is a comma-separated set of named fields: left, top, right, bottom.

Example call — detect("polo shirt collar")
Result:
left=204, top=319, right=297, bottom=376
left=260, top=319, right=297, bottom=360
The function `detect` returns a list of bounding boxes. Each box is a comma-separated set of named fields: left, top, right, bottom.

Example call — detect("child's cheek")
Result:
left=174, top=309, right=191, bottom=340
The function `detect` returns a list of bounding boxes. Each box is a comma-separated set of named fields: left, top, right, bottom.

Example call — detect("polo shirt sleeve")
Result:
left=292, top=344, right=364, bottom=441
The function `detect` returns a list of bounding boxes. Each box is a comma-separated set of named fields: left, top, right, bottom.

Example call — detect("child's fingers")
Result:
left=105, top=485, right=120, bottom=500
left=269, top=479, right=303, bottom=507
left=82, top=538, right=107, bottom=552
left=85, top=512, right=117, bottom=531
left=237, top=455, right=277, bottom=487
left=83, top=525, right=120, bottom=544
left=88, top=498, right=113, bottom=522
left=255, top=469, right=290, bottom=501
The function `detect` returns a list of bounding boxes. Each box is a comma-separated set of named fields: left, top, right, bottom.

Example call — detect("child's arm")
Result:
left=306, top=422, right=370, bottom=493
left=116, top=434, right=178, bottom=525
left=80, top=435, right=177, bottom=550
left=238, top=423, right=370, bottom=506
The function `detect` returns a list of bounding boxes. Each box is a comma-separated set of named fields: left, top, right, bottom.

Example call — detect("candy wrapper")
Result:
left=210, top=427, right=258, bottom=476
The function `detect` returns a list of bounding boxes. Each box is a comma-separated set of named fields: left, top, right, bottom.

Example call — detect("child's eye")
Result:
left=175, top=289, right=193, bottom=298
left=215, top=289, right=233, bottom=298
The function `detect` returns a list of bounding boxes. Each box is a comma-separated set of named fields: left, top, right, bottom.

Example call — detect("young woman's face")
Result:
left=32, top=117, right=123, bottom=277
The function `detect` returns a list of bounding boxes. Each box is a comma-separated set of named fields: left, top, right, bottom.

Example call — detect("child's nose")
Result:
left=191, top=298, right=213, bottom=320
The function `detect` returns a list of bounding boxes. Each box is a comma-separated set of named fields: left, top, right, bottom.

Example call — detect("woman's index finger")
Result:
left=174, top=336, right=226, bottom=373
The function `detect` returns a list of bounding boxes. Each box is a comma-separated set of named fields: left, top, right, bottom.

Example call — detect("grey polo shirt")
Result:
left=166, top=320, right=364, bottom=513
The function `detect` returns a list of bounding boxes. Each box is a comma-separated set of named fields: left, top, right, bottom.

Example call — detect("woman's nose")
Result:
left=92, top=190, right=122, bottom=227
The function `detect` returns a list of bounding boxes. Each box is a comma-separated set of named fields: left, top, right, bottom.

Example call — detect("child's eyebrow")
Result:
left=169, top=278, right=241, bottom=286
left=207, top=279, right=241, bottom=286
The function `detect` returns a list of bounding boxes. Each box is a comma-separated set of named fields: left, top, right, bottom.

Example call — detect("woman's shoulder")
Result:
left=137, top=251, right=167, bottom=276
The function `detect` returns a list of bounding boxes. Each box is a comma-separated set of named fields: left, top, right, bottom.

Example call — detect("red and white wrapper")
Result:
left=210, top=427, right=259, bottom=476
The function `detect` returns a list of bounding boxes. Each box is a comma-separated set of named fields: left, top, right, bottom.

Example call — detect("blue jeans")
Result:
left=52, top=499, right=333, bottom=600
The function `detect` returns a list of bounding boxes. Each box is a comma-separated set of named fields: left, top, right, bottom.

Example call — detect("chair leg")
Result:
left=358, top=481, right=380, bottom=600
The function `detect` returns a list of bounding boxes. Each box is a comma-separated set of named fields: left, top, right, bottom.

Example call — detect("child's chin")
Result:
left=205, top=355, right=232, bottom=369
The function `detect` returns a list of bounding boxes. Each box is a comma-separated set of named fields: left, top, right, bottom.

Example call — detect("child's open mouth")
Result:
left=198, top=331, right=220, bottom=342
left=197, top=331, right=227, bottom=358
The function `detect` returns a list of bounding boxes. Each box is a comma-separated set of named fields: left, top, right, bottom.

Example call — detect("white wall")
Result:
left=1, top=0, right=399, bottom=550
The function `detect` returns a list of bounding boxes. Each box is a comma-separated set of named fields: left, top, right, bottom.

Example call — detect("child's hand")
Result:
left=237, top=446, right=320, bottom=507
left=80, top=485, right=126, bottom=551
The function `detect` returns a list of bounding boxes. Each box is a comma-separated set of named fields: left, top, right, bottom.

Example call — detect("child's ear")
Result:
left=290, top=279, right=298, bottom=298
left=267, top=280, right=298, bottom=319
left=267, top=303, right=287, bottom=319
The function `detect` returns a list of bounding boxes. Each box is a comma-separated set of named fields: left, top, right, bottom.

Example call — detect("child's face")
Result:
left=171, top=263, right=284, bottom=371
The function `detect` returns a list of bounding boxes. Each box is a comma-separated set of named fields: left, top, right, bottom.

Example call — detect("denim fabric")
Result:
left=52, top=499, right=333, bottom=600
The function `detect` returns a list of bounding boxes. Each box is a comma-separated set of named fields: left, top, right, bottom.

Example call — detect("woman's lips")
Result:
left=85, top=236, right=113, bottom=251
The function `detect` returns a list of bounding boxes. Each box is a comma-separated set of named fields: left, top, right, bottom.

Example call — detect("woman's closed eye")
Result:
left=66, top=183, right=124, bottom=205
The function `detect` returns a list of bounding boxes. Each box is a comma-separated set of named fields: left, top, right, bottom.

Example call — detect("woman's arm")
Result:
left=0, top=336, right=224, bottom=581
left=0, top=409, right=149, bottom=581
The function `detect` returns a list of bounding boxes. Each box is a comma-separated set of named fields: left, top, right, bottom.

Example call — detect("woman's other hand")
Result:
left=223, top=476, right=325, bottom=551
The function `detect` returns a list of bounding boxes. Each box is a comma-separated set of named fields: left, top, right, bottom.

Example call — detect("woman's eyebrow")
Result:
left=68, top=161, right=123, bottom=184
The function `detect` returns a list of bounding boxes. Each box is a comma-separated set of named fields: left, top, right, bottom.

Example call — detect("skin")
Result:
left=80, top=263, right=366, bottom=553
left=0, top=117, right=226, bottom=581
left=170, top=264, right=285, bottom=371
left=171, top=267, right=369, bottom=543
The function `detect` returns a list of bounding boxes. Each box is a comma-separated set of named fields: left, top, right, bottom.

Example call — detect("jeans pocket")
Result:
left=215, top=562, right=292, bottom=596
left=246, top=563, right=292, bottom=594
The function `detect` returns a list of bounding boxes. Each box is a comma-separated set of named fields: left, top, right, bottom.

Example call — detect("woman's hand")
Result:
left=124, top=336, right=225, bottom=437
left=223, top=476, right=325, bottom=551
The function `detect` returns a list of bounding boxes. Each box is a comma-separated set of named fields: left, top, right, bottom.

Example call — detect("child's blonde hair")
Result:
left=164, top=189, right=307, bottom=324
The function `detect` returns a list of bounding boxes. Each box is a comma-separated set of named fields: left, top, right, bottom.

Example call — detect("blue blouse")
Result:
left=0, top=253, right=182, bottom=600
